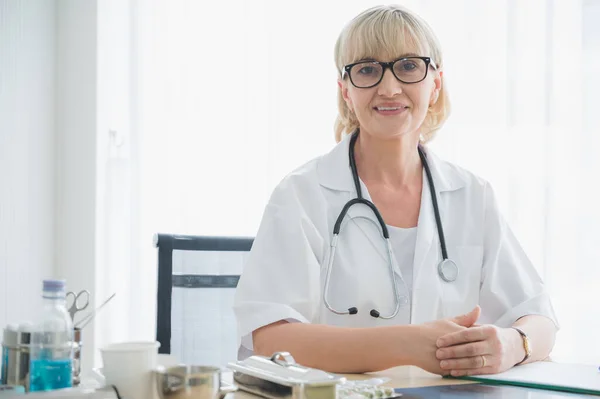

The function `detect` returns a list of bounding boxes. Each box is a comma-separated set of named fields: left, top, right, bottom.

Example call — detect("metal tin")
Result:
left=1, top=327, right=31, bottom=390
left=227, top=352, right=345, bottom=399
left=2, top=326, right=82, bottom=391
left=155, top=365, right=237, bottom=399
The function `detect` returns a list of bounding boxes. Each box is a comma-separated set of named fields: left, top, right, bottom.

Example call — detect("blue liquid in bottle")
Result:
left=30, top=359, right=72, bottom=391
left=29, top=280, right=73, bottom=392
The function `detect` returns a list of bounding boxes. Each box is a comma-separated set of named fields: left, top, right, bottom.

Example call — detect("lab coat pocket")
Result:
left=442, top=245, right=483, bottom=318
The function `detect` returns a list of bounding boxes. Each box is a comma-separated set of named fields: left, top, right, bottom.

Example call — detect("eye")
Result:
left=357, top=65, right=378, bottom=75
left=400, top=61, right=418, bottom=71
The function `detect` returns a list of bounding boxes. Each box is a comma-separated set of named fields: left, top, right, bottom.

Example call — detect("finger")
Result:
left=437, top=326, right=488, bottom=348
left=439, top=355, right=487, bottom=370
left=451, top=306, right=481, bottom=328
left=436, top=341, right=489, bottom=360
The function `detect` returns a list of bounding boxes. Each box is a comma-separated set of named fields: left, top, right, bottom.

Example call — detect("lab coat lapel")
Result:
left=411, top=148, right=467, bottom=323
left=411, top=169, right=443, bottom=323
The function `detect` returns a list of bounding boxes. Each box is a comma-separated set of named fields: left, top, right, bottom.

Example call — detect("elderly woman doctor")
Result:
left=233, top=5, right=558, bottom=376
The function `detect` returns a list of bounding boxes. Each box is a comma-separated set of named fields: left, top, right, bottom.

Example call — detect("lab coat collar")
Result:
left=317, top=132, right=466, bottom=194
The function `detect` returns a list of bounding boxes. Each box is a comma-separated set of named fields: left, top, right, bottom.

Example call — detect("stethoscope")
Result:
left=322, top=131, right=458, bottom=319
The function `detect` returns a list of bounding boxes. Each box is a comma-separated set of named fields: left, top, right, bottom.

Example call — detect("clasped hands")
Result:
left=418, top=306, right=525, bottom=376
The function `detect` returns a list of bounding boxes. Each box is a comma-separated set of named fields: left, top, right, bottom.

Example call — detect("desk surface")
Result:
left=228, top=366, right=473, bottom=398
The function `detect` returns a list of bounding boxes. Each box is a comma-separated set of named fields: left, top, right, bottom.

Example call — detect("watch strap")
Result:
left=512, top=326, right=531, bottom=366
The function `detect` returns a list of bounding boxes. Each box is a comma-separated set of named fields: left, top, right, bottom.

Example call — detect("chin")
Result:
left=364, top=126, right=416, bottom=140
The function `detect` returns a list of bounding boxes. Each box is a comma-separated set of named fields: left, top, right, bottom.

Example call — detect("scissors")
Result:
left=66, top=290, right=90, bottom=321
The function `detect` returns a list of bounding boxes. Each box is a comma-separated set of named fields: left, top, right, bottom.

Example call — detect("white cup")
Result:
left=100, top=341, right=161, bottom=399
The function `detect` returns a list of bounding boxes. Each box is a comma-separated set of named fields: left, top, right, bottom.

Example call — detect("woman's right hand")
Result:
left=410, top=306, right=481, bottom=375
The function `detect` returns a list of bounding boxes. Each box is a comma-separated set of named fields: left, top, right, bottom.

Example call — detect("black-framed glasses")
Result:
left=342, top=56, right=437, bottom=88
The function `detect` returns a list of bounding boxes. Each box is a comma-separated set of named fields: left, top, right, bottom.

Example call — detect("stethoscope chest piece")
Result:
left=438, top=258, right=459, bottom=282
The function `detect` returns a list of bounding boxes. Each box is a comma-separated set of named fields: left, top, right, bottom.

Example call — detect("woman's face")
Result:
left=339, top=54, right=442, bottom=141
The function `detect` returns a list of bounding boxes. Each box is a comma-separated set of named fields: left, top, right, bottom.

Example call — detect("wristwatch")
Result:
left=512, top=327, right=531, bottom=366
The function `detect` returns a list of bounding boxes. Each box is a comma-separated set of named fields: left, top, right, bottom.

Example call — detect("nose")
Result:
left=377, top=69, right=403, bottom=97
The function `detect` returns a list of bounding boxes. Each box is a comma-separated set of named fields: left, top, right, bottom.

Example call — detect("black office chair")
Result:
left=154, top=233, right=253, bottom=366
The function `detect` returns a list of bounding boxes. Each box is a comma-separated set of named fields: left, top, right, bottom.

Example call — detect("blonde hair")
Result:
left=334, top=5, right=450, bottom=143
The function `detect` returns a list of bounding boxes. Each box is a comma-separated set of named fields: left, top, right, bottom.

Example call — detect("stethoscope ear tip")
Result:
left=369, top=309, right=380, bottom=318
left=349, top=307, right=358, bottom=315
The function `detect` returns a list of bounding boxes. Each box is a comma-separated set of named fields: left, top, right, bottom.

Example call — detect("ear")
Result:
left=430, top=70, right=443, bottom=106
left=338, top=78, right=353, bottom=109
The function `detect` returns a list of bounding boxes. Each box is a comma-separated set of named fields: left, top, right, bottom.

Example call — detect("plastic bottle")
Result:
left=29, top=280, right=73, bottom=391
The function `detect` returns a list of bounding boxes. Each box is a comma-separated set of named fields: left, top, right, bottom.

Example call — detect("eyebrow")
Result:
left=356, top=53, right=422, bottom=63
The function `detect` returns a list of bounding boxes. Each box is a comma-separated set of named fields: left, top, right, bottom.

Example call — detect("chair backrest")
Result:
left=154, top=233, right=253, bottom=367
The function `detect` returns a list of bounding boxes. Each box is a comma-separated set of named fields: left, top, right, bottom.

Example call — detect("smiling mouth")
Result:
left=374, top=106, right=409, bottom=111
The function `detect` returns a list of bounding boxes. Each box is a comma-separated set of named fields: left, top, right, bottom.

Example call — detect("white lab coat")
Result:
left=233, top=134, right=558, bottom=356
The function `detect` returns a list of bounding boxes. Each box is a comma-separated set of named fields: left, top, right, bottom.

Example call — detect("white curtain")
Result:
left=97, top=0, right=600, bottom=366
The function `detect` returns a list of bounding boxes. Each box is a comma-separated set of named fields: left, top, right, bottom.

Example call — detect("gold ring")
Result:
left=481, top=355, right=487, bottom=368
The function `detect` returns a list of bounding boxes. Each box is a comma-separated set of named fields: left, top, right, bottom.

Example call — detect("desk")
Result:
left=227, top=366, right=474, bottom=398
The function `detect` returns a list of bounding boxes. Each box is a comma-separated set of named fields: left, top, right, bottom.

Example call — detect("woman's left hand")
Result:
left=434, top=325, right=524, bottom=376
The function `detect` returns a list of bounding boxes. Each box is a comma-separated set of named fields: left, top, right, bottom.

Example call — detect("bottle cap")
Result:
left=43, top=279, right=66, bottom=292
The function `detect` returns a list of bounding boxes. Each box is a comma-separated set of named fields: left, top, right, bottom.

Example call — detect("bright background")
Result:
left=1, top=0, right=598, bottom=370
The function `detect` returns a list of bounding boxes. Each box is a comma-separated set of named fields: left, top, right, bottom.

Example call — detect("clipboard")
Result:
left=396, top=384, right=598, bottom=398
left=453, top=362, right=600, bottom=396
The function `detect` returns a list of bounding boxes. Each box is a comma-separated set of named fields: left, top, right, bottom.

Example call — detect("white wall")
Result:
left=55, top=0, right=98, bottom=373
left=1, top=0, right=105, bottom=372
left=0, top=0, right=56, bottom=329
left=95, top=0, right=140, bottom=355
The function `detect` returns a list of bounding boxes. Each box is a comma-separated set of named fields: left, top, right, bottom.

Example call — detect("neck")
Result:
left=353, top=132, right=422, bottom=189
